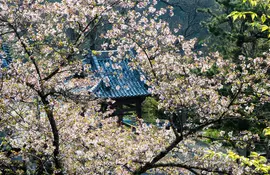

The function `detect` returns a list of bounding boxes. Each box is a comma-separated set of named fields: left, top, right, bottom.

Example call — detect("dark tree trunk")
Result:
left=133, top=135, right=183, bottom=174
left=41, top=98, right=63, bottom=175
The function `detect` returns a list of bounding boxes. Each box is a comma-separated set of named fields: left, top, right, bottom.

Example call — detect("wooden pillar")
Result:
left=117, top=104, right=123, bottom=126
left=136, top=99, right=142, bottom=118
left=100, top=102, right=108, bottom=113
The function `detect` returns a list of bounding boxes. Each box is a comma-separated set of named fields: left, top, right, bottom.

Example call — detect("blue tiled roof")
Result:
left=2, top=43, right=12, bottom=63
left=0, top=42, right=11, bottom=68
left=0, top=54, right=8, bottom=68
left=85, top=50, right=150, bottom=99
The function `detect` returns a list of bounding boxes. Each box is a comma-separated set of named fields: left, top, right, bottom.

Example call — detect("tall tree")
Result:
left=202, top=0, right=270, bottom=59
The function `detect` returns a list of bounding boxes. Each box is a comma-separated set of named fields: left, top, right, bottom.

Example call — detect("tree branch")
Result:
left=8, top=23, right=44, bottom=92
left=159, top=0, right=186, bottom=12
left=133, top=82, right=243, bottom=174
left=0, top=31, right=14, bottom=36
left=133, top=134, right=183, bottom=174
left=185, top=83, right=243, bottom=137
left=43, top=1, right=120, bottom=82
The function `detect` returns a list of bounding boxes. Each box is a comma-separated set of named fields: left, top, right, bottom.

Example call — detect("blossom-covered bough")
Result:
left=0, top=0, right=269, bottom=174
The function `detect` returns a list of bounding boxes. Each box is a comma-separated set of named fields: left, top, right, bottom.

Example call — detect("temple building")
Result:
left=0, top=39, right=151, bottom=124
left=84, top=50, right=150, bottom=122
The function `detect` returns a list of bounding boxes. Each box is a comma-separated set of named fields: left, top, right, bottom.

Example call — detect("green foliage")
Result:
left=142, top=97, right=165, bottom=123
left=202, top=0, right=270, bottom=59
left=263, top=127, right=270, bottom=136
left=203, top=128, right=221, bottom=138
left=204, top=150, right=270, bottom=174
left=228, top=151, right=270, bottom=173
left=229, top=0, right=270, bottom=37
left=202, top=129, right=222, bottom=144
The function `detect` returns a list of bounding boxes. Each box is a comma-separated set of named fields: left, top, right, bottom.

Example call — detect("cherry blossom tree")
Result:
left=0, top=0, right=269, bottom=175
left=0, top=0, right=180, bottom=174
